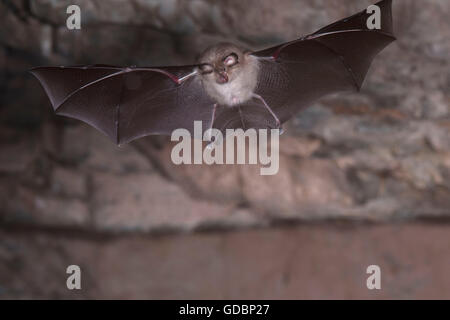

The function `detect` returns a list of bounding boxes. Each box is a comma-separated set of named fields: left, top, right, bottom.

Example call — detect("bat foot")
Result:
left=253, top=94, right=282, bottom=131
left=206, top=142, right=214, bottom=150
left=205, top=130, right=217, bottom=144
left=271, top=124, right=284, bottom=135
left=206, top=140, right=220, bottom=151
left=205, top=128, right=218, bottom=143
left=274, top=120, right=284, bottom=134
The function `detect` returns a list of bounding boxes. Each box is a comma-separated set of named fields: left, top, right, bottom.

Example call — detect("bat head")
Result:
left=197, top=43, right=248, bottom=85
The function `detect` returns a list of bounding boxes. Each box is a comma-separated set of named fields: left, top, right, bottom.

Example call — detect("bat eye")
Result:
left=200, top=64, right=213, bottom=75
left=224, top=53, right=238, bottom=67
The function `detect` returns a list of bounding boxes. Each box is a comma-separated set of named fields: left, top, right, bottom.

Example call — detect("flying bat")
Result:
left=31, top=0, right=395, bottom=145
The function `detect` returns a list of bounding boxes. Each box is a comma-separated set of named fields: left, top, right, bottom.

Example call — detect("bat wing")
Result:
left=31, top=65, right=215, bottom=144
left=214, top=0, right=395, bottom=131
left=32, top=0, right=395, bottom=143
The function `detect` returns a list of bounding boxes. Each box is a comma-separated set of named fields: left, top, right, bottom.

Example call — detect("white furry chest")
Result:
left=200, top=55, right=260, bottom=107
left=213, top=80, right=248, bottom=106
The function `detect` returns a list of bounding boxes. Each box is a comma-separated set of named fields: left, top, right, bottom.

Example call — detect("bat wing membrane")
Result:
left=31, top=65, right=215, bottom=144
left=219, top=0, right=396, bottom=130
left=32, top=0, right=395, bottom=140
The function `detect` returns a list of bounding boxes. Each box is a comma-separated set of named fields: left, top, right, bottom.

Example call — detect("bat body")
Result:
left=196, top=43, right=260, bottom=107
left=31, top=0, right=395, bottom=145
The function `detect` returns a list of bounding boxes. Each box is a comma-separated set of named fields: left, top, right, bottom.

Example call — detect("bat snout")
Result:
left=216, top=71, right=229, bottom=84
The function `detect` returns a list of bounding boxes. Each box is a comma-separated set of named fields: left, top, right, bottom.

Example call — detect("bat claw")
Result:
left=273, top=123, right=284, bottom=135
left=205, top=130, right=215, bottom=142
left=206, top=142, right=216, bottom=150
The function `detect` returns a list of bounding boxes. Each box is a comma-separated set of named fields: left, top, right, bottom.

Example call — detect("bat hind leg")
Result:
left=252, top=94, right=282, bottom=130
left=238, top=106, right=246, bottom=130
left=206, top=103, right=218, bottom=145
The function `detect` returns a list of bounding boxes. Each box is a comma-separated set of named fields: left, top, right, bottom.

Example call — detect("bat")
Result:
left=31, top=0, right=395, bottom=145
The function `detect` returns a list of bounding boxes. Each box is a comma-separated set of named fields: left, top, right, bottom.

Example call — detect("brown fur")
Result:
left=196, top=43, right=260, bottom=106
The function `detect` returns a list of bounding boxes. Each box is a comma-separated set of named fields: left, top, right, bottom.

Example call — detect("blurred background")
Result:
left=0, top=0, right=449, bottom=299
